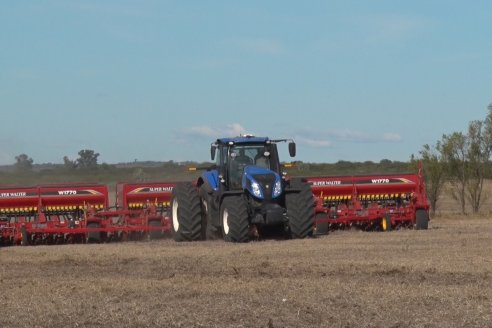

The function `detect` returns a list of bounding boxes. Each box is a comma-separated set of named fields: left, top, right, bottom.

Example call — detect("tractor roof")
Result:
left=217, top=136, right=269, bottom=145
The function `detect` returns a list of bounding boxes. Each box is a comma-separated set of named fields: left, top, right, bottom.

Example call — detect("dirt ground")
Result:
left=1, top=216, right=491, bottom=328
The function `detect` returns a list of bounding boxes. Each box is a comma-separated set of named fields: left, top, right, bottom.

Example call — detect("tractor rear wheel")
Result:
left=415, top=209, right=429, bottom=230
left=221, top=196, right=249, bottom=242
left=286, top=181, right=315, bottom=238
left=199, top=186, right=221, bottom=240
left=171, top=182, right=203, bottom=242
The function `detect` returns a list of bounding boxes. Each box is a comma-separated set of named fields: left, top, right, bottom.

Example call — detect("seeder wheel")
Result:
left=87, top=222, right=101, bottom=243
left=381, top=214, right=392, bottom=232
left=415, top=209, right=429, bottom=230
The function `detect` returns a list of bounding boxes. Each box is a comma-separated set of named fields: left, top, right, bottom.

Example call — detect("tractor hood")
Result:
left=242, top=165, right=282, bottom=200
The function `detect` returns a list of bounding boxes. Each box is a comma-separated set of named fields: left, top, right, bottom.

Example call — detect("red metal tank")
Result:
left=38, top=184, right=108, bottom=210
left=116, top=182, right=176, bottom=210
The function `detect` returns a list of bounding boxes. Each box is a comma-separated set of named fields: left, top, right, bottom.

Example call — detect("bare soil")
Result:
left=1, top=216, right=491, bottom=328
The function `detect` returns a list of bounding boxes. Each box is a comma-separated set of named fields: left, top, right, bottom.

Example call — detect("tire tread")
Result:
left=222, top=196, right=249, bottom=243
left=286, top=182, right=315, bottom=238
left=172, top=182, right=203, bottom=241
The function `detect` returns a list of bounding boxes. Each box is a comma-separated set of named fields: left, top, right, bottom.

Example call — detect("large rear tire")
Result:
left=221, top=196, right=249, bottom=243
left=199, top=186, right=221, bottom=240
left=171, top=182, right=203, bottom=242
left=286, top=181, right=315, bottom=238
left=415, top=209, right=429, bottom=230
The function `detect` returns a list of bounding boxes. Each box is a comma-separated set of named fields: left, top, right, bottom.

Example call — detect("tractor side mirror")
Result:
left=210, top=145, right=216, bottom=161
left=288, top=142, right=296, bottom=157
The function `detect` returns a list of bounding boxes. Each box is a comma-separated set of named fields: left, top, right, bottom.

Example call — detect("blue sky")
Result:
left=1, top=1, right=491, bottom=165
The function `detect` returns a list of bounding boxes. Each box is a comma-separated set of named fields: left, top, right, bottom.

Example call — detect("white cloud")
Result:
left=383, top=132, right=402, bottom=142
left=322, top=129, right=403, bottom=143
left=294, top=127, right=372, bottom=143
left=296, top=137, right=333, bottom=148
left=293, top=127, right=402, bottom=146
left=326, top=129, right=372, bottom=142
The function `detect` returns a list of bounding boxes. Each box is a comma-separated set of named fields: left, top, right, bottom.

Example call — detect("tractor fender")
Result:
left=197, top=176, right=218, bottom=227
left=199, top=170, right=220, bottom=191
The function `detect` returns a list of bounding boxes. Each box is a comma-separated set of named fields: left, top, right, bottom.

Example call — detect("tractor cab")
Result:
left=211, top=136, right=294, bottom=193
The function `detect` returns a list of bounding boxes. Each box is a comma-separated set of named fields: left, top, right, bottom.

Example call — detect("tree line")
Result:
left=14, top=150, right=100, bottom=171
left=414, top=103, right=492, bottom=215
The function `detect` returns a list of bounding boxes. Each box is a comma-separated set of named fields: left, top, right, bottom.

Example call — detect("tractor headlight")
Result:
left=272, top=180, right=282, bottom=198
left=251, top=181, right=263, bottom=198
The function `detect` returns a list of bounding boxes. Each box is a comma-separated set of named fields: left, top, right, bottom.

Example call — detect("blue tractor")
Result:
left=170, top=135, right=315, bottom=242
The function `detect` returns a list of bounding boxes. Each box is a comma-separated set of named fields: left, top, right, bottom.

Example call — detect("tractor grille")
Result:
left=253, top=173, right=276, bottom=200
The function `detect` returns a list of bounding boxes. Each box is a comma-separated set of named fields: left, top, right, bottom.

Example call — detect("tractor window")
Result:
left=254, top=149, right=270, bottom=169
left=231, top=148, right=253, bottom=165
left=215, top=147, right=223, bottom=167
left=231, top=145, right=272, bottom=168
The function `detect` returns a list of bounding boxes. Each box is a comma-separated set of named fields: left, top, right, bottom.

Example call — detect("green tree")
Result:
left=15, top=153, right=33, bottom=171
left=414, top=142, right=446, bottom=216
left=482, top=103, right=492, bottom=159
left=440, top=132, right=468, bottom=214
left=466, top=120, right=490, bottom=213
left=76, top=149, right=100, bottom=169
left=63, top=156, right=77, bottom=169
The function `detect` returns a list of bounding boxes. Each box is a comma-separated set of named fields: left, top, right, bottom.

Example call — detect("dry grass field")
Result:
left=1, top=215, right=491, bottom=328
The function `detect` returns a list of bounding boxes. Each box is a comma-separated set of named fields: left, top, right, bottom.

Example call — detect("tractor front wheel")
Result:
left=171, top=182, right=203, bottom=242
left=221, top=196, right=249, bottom=243
left=286, top=182, right=315, bottom=238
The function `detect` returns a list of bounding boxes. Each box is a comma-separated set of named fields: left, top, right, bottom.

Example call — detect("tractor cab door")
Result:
left=228, top=146, right=252, bottom=190
left=214, top=145, right=228, bottom=189
left=214, top=145, right=244, bottom=192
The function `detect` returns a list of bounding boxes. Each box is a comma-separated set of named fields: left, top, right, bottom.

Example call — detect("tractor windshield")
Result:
left=228, top=144, right=273, bottom=188
left=231, top=145, right=271, bottom=167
